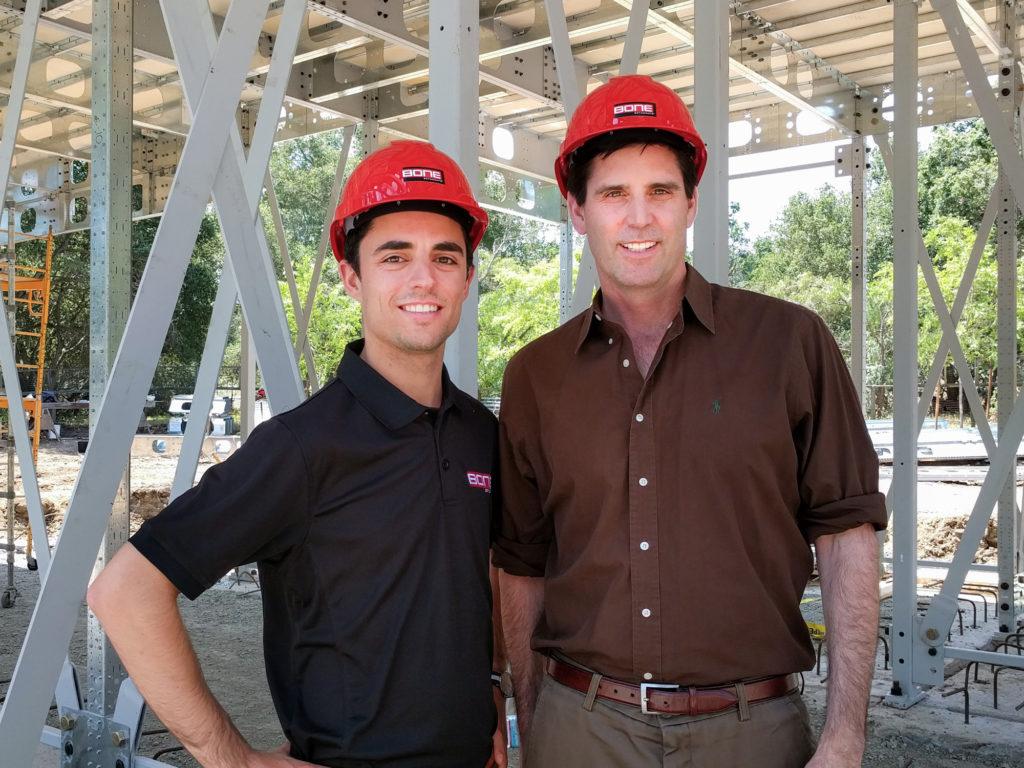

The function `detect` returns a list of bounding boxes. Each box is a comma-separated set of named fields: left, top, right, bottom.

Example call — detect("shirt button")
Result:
left=608, top=338, right=613, bottom=345
left=638, top=477, right=648, bottom=487
left=641, top=608, right=651, bottom=618
left=595, top=313, right=602, bottom=322
left=622, top=359, right=630, bottom=368
left=643, top=672, right=653, bottom=681
left=640, top=541, right=650, bottom=551
left=441, top=459, right=450, bottom=470
left=635, top=413, right=644, bottom=423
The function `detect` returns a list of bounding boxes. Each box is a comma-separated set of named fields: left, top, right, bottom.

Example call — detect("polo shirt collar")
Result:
left=574, top=262, right=717, bottom=352
left=337, top=340, right=457, bottom=430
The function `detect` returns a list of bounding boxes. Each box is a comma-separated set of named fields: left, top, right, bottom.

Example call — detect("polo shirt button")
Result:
left=643, top=672, right=653, bottom=680
left=622, top=358, right=630, bottom=368
left=638, top=477, right=648, bottom=487
left=640, top=541, right=650, bottom=551
left=635, top=413, right=644, bottom=422
left=641, top=608, right=651, bottom=618
left=442, top=459, right=450, bottom=470
left=608, top=338, right=613, bottom=345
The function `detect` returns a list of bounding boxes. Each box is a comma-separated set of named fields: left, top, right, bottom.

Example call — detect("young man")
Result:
left=494, top=75, right=888, bottom=767
left=89, top=141, right=506, bottom=768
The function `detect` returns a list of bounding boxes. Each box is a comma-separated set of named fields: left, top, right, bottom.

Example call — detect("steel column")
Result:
left=848, top=138, right=867, bottom=409
left=692, top=0, right=729, bottom=285
left=86, top=0, right=133, bottom=727
left=994, top=1, right=1020, bottom=636
left=886, top=0, right=923, bottom=708
left=430, top=0, right=482, bottom=393
left=558, top=209, right=574, bottom=324
left=544, top=0, right=597, bottom=318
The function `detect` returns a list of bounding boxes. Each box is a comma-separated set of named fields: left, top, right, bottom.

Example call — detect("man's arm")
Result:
left=497, top=571, right=545, bottom=752
left=807, top=522, right=880, bottom=768
left=87, top=543, right=314, bottom=768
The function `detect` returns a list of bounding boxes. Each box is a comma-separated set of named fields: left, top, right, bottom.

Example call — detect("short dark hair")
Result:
left=564, top=128, right=699, bottom=204
left=342, top=202, right=475, bottom=277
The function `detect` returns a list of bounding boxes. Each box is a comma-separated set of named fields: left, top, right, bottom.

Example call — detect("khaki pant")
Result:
left=526, top=674, right=816, bottom=767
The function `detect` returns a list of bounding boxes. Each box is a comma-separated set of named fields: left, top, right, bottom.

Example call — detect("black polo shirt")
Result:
left=131, top=341, right=499, bottom=767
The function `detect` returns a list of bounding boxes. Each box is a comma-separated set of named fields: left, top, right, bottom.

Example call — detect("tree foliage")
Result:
left=735, top=118, right=1015, bottom=420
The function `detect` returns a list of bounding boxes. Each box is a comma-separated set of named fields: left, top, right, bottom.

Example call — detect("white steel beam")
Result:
left=430, top=0, right=482, bottom=394
left=87, top=0, right=133, bottom=725
left=167, top=0, right=306, bottom=494
left=618, top=0, right=648, bottom=76
left=243, top=0, right=305, bottom=200
left=0, top=3, right=270, bottom=763
left=934, top=0, right=1024, bottom=207
left=543, top=0, right=582, bottom=115
left=886, top=0, right=923, bottom=708
left=0, top=0, right=49, bottom=575
left=847, top=138, right=867, bottom=408
left=543, top=0, right=597, bottom=317
left=692, top=0, right=729, bottom=285
left=294, top=123, right=352, bottom=396
left=163, top=0, right=304, bottom=415
left=994, top=0, right=1020, bottom=638
left=266, top=174, right=318, bottom=387
left=0, top=0, right=41, bottom=201
left=171, top=266, right=239, bottom=501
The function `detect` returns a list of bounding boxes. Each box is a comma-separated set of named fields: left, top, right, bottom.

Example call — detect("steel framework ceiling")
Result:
left=0, top=0, right=1015, bottom=233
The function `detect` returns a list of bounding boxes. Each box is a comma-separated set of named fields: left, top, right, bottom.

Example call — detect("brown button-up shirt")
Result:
left=493, top=266, right=887, bottom=686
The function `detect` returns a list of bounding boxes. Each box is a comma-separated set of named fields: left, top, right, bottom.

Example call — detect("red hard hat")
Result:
left=330, top=140, right=489, bottom=261
left=554, top=75, right=707, bottom=197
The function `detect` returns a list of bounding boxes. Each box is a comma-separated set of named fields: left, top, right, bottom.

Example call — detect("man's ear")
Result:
left=567, top=193, right=587, bottom=236
left=462, top=264, right=475, bottom=300
left=686, top=187, right=698, bottom=228
left=339, top=259, right=362, bottom=303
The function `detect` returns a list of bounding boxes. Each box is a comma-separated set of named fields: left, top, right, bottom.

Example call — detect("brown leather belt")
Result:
left=547, top=657, right=800, bottom=716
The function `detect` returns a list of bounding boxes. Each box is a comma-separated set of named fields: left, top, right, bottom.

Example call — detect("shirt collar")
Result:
left=336, top=339, right=457, bottom=430
left=681, top=264, right=716, bottom=335
left=574, top=263, right=717, bottom=352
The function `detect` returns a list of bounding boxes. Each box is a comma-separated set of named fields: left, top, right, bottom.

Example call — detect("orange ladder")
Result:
left=0, top=226, right=53, bottom=585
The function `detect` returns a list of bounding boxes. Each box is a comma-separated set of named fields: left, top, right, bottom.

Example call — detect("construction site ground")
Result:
left=0, top=437, right=1022, bottom=767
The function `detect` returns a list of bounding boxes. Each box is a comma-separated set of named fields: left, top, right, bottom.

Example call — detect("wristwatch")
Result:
left=491, top=669, right=514, bottom=698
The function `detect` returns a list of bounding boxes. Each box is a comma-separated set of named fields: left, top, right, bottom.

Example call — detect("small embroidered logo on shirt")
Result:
left=713, top=399, right=721, bottom=414
left=466, top=472, right=492, bottom=492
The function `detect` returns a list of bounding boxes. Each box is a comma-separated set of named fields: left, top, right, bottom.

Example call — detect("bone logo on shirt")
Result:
left=466, top=472, right=492, bottom=492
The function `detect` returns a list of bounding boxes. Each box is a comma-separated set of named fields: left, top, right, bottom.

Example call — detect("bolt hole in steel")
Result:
left=63, top=743, right=73, bottom=757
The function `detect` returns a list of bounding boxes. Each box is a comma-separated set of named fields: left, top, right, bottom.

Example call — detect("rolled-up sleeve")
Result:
left=492, top=353, right=553, bottom=577
left=792, top=312, right=888, bottom=542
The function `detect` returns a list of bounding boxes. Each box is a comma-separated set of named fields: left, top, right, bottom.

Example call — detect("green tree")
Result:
left=746, top=185, right=854, bottom=348
left=477, top=255, right=560, bottom=398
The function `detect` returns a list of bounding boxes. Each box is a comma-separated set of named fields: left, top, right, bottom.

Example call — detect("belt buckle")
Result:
left=639, top=682, right=679, bottom=715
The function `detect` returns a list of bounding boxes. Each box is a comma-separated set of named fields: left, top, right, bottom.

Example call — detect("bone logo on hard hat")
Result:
left=613, top=102, right=657, bottom=117
left=401, top=166, right=445, bottom=183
